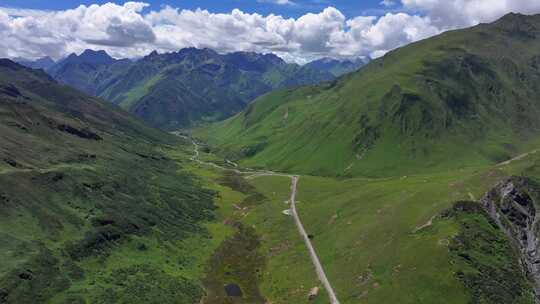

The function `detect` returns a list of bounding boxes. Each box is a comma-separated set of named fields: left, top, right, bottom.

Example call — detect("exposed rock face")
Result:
left=56, top=124, right=102, bottom=141
left=481, top=176, right=540, bottom=302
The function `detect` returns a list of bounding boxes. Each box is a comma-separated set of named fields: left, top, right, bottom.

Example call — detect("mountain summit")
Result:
left=72, top=49, right=116, bottom=65
left=46, top=50, right=132, bottom=96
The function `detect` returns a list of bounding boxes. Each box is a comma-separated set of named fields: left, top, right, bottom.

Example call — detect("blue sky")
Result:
left=1, top=0, right=539, bottom=62
left=0, top=0, right=392, bottom=18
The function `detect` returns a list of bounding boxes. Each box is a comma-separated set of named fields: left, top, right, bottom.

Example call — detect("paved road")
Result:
left=175, top=133, right=341, bottom=303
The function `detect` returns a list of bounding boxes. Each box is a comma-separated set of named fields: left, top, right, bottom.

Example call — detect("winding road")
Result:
left=175, top=133, right=340, bottom=304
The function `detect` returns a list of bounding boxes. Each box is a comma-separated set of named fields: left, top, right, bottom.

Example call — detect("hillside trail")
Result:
left=174, top=133, right=340, bottom=304
left=497, top=149, right=540, bottom=166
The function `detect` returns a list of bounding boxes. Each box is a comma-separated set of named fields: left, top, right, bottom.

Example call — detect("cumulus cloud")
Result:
left=402, top=0, right=540, bottom=28
left=0, top=0, right=540, bottom=63
left=0, top=2, right=157, bottom=59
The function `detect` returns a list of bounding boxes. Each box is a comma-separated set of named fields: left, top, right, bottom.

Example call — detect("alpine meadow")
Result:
left=3, top=1, right=540, bottom=304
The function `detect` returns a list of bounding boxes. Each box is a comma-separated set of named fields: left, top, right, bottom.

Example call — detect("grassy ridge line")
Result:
left=196, top=14, right=540, bottom=177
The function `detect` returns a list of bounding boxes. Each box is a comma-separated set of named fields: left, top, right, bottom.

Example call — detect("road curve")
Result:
left=175, top=133, right=340, bottom=303
left=289, top=176, right=340, bottom=304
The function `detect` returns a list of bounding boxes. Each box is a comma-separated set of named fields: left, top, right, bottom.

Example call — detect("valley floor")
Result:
left=176, top=136, right=540, bottom=304
left=176, top=135, right=340, bottom=303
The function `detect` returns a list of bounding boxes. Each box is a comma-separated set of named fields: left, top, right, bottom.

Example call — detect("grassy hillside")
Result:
left=0, top=60, right=219, bottom=303
left=259, top=156, right=540, bottom=304
left=198, top=13, right=540, bottom=177
left=7, top=12, right=540, bottom=304
left=191, top=15, right=540, bottom=302
left=443, top=201, right=535, bottom=303
left=6, top=51, right=533, bottom=303
left=176, top=135, right=540, bottom=304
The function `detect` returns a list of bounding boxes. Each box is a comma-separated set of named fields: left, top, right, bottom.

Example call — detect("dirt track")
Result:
left=289, top=176, right=340, bottom=304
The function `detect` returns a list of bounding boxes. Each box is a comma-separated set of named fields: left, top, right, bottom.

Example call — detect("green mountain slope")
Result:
left=197, top=13, right=540, bottom=177
left=0, top=60, right=217, bottom=303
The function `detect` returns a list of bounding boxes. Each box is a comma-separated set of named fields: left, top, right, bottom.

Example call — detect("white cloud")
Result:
left=258, top=0, right=296, bottom=5
left=0, top=0, right=540, bottom=63
left=0, top=2, right=157, bottom=59
left=380, top=0, right=397, bottom=7
left=0, top=7, right=53, bottom=18
left=402, top=0, right=540, bottom=28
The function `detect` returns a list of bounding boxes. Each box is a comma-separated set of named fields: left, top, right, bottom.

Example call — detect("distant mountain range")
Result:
left=305, top=57, right=370, bottom=76
left=14, top=56, right=56, bottom=70
left=16, top=49, right=348, bottom=130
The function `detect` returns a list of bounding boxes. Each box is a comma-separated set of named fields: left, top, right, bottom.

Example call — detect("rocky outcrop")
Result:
left=481, top=176, right=540, bottom=302
left=0, top=84, right=22, bottom=98
left=57, top=124, right=102, bottom=141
